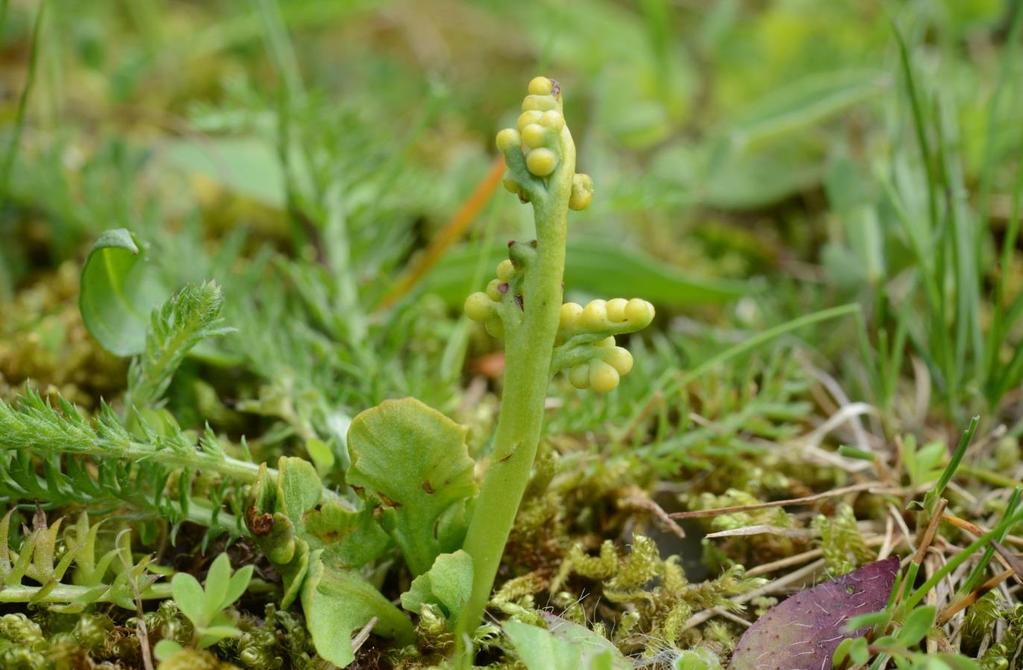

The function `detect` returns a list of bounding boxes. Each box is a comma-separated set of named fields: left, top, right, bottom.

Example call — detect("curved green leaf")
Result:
left=897, top=605, right=936, bottom=647
left=79, top=229, right=169, bottom=356
left=726, top=69, right=888, bottom=148
left=224, top=564, right=254, bottom=609
left=564, top=238, right=751, bottom=305
left=160, top=137, right=287, bottom=208
left=347, top=398, right=477, bottom=576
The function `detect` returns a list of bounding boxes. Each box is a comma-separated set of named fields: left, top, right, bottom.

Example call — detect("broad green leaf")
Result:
left=424, top=239, right=749, bottom=309
left=400, top=550, right=473, bottom=620
left=171, top=572, right=207, bottom=625
left=846, top=608, right=892, bottom=631
left=832, top=639, right=854, bottom=667
left=564, top=238, right=751, bottom=306
left=275, top=457, right=323, bottom=523
left=246, top=456, right=391, bottom=618
left=347, top=398, right=477, bottom=576
left=726, top=70, right=888, bottom=149
left=849, top=637, right=870, bottom=665
left=824, top=156, right=886, bottom=286
left=270, top=457, right=390, bottom=569
left=304, top=502, right=391, bottom=570
left=301, top=551, right=414, bottom=668
left=198, top=625, right=244, bottom=647
left=539, top=613, right=632, bottom=669
left=699, top=139, right=822, bottom=210
left=305, top=437, right=335, bottom=474
left=504, top=619, right=630, bottom=670
left=653, top=70, right=888, bottom=210
left=901, top=436, right=947, bottom=487
left=161, top=137, right=286, bottom=208
left=79, top=228, right=169, bottom=356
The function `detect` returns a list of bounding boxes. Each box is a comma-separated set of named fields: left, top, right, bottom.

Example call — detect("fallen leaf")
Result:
left=729, top=557, right=900, bottom=670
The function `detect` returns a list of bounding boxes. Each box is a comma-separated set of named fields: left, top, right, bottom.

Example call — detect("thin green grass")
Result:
left=0, top=0, right=45, bottom=198
left=618, top=303, right=861, bottom=443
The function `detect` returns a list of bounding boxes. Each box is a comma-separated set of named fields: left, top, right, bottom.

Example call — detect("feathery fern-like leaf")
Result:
left=126, top=281, right=234, bottom=409
left=0, top=391, right=257, bottom=536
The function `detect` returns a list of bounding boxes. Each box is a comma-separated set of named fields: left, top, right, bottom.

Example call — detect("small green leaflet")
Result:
left=400, top=550, right=474, bottom=622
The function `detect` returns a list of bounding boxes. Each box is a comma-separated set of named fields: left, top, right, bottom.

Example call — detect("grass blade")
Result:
left=0, top=0, right=45, bottom=198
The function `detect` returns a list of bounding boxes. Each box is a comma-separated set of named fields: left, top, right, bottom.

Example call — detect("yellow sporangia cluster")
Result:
left=463, top=259, right=519, bottom=339
left=466, top=76, right=653, bottom=395
left=558, top=298, right=655, bottom=393
left=495, top=76, right=593, bottom=209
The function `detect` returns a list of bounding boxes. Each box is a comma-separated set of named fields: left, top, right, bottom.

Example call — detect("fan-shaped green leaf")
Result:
left=347, top=398, right=477, bottom=576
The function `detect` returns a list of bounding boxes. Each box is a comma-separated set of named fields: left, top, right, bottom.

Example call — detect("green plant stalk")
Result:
left=18, top=435, right=264, bottom=485
left=0, top=576, right=276, bottom=606
left=456, top=130, right=575, bottom=642
left=922, top=415, right=978, bottom=514
left=0, top=581, right=172, bottom=604
left=82, top=441, right=344, bottom=509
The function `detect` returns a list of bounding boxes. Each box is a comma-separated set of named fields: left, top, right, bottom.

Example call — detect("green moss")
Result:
left=813, top=503, right=874, bottom=576
left=979, top=603, right=1023, bottom=670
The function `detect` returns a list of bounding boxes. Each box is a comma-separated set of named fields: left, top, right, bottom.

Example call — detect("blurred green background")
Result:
left=1, top=0, right=1021, bottom=422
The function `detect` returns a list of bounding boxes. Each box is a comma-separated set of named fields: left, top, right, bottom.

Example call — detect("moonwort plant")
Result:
left=0, top=76, right=653, bottom=668
left=456, top=75, right=655, bottom=644
left=205, top=76, right=653, bottom=664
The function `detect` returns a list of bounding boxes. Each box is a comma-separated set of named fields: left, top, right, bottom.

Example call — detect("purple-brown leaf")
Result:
left=729, top=557, right=900, bottom=670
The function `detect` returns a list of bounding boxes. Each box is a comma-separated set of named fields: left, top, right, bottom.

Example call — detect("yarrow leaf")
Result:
left=126, top=280, right=234, bottom=409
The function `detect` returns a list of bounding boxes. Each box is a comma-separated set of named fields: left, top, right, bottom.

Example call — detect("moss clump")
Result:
left=0, top=614, right=47, bottom=669
left=551, top=535, right=763, bottom=656
left=0, top=262, right=125, bottom=405
left=813, top=503, right=874, bottom=576
left=978, top=603, right=1023, bottom=670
